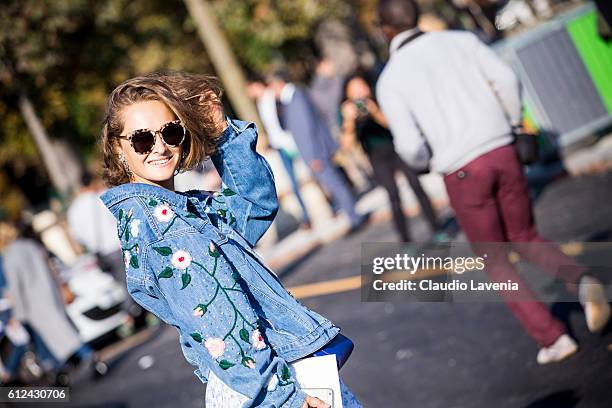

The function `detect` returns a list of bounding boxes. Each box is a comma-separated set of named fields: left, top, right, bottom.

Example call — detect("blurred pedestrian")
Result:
left=0, top=254, right=29, bottom=384
left=267, top=70, right=368, bottom=233
left=98, top=71, right=361, bottom=407
left=68, top=172, right=144, bottom=325
left=0, top=220, right=96, bottom=381
left=376, top=0, right=610, bottom=363
left=246, top=78, right=312, bottom=228
left=340, top=73, right=439, bottom=242
left=310, top=58, right=375, bottom=195
left=67, top=172, right=123, bottom=275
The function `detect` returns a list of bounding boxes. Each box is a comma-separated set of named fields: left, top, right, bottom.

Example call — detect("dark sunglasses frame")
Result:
left=118, top=119, right=186, bottom=155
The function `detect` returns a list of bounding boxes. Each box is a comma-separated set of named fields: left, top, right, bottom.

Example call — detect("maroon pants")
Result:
left=444, top=145, right=585, bottom=346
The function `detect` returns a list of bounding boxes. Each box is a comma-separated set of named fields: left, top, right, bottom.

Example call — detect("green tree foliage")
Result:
left=0, top=0, right=355, bottom=216
left=209, top=0, right=349, bottom=74
left=0, top=0, right=213, bottom=214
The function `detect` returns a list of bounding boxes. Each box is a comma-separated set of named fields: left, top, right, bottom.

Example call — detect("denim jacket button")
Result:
left=218, top=232, right=226, bottom=240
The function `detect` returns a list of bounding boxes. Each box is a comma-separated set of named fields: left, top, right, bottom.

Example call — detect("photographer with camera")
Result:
left=340, top=74, right=439, bottom=242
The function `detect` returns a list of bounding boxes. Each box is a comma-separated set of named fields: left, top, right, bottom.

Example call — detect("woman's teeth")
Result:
left=149, top=157, right=171, bottom=166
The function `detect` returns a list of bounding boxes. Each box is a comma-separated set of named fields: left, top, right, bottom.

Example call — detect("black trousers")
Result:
left=368, top=143, right=438, bottom=241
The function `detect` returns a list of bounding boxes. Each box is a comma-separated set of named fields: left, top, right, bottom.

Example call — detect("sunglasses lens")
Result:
left=161, top=122, right=185, bottom=146
left=131, top=130, right=155, bottom=154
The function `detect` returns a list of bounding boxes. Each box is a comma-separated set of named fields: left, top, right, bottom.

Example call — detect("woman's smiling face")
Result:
left=118, top=100, right=182, bottom=190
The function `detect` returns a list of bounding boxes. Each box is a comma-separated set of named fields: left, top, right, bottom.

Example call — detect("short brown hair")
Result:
left=378, top=0, right=420, bottom=31
left=101, top=72, right=224, bottom=186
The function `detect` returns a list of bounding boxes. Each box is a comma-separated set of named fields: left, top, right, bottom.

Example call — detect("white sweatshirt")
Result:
left=376, top=29, right=522, bottom=174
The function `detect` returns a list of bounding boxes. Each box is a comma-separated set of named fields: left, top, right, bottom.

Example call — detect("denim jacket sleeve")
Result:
left=209, top=119, right=279, bottom=247
left=124, top=232, right=307, bottom=408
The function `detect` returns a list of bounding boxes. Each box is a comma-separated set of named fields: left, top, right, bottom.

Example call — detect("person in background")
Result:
left=67, top=172, right=123, bottom=274
left=0, top=251, right=29, bottom=384
left=267, top=70, right=369, bottom=233
left=310, top=58, right=375, bottom=196
left=340, top=73, right=439, bottom=242
left=376, top=0, right=610, bottom=364
left=68, top=172, right=144, bottom=326
left=1, top=220, right=96, bottom=382
left=246, top=79, right=312, bottom=229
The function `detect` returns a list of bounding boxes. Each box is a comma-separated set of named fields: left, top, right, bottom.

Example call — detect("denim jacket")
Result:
left=101, top=119, right=339, bottom=407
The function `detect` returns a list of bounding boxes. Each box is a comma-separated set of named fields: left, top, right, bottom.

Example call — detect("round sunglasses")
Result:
left=118, top=120, right=186, bottom=155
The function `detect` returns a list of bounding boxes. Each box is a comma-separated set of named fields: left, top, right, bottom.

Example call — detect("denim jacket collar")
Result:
left=100, top=182, right=189, bottom=211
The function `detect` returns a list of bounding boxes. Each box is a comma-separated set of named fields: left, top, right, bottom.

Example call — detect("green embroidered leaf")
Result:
left=153, top=246, right=172, bottom=256
left=118, top=209, right=124, bottom=220
left=216, top=208, right=227, bottom=218
left=185, top=212, right=198, bottom=218
left=181, top=272, right=192, bottom=289
left=229, top=213, right=236, bottom=225
left=158, top=267, right=173, bottom=279
left=149, top=199, right=158, bottom=206
left=190, top=332, right=202, bottom=343
left=281, top=364, right=291, bottom=381
left=219, top=360, right=235, bottom=370
left=241, top=356, right=256, bottom=368
left=222, top=188, right=236, bottom=196
left=239, top=328, right=250, bottom=343
left=129, top=255, right=139, bottom=269
left=125, top=226, right=130, bottom=241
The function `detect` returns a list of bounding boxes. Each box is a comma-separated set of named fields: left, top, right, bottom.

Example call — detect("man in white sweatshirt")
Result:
left=376, top=0, right=610, bottom=364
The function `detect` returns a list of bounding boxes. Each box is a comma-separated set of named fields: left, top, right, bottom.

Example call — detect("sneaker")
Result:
left=536, top=334, right=578, bottom=364
left=579, top=275, right=611, bottom=332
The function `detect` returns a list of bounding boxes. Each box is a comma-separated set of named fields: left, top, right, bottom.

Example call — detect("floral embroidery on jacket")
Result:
left=117, top=208, right=139, bottom=269
left=205, top=187, right=238, bottom=227
left=154, top=238, right=261, bottom=371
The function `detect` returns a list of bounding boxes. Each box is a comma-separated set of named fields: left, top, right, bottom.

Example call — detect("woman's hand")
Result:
left=301, top=395, right=331, bottom=408
left=341, top=101, right=358, bottom=123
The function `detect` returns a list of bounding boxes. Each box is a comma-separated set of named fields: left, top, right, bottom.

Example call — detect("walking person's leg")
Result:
left=3, top=344, right=27, bottom=379
left=279, top=149, right=311, bottom=225
left=369, top=146, right=411, bottom=242
left=494, top=145, right=586, bottom=284
left=494, top=145, right=610, bottom=332
left=25, top=324, right=61, bottom=372
left=444, top=151, right=570, bottom=356
left=314, top=162, right=364, bottom=228
left=395, top=152, right=439, bottom=233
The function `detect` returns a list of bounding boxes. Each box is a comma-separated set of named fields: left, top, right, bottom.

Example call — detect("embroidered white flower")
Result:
left=266, top=374, right=279, bottom=391
left=123, top=251, right=131, bottom=268
left=205, top=338, right=226, bottom=359
left=153, top=203, right=174, bottom=222
left=251, top=329, right=266, bottom=350
left=171, top=250, right=192, bottom=270
left=130, top=219, right=141, bottom=237
left=191, top=305, right=206, bottom=317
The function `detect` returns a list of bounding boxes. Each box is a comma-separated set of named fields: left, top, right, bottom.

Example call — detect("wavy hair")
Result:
left=101, top=72, right=224, bottom=186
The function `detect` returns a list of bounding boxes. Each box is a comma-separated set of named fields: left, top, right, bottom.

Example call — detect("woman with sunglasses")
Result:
left=99, top=72, right=362, bottom=408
